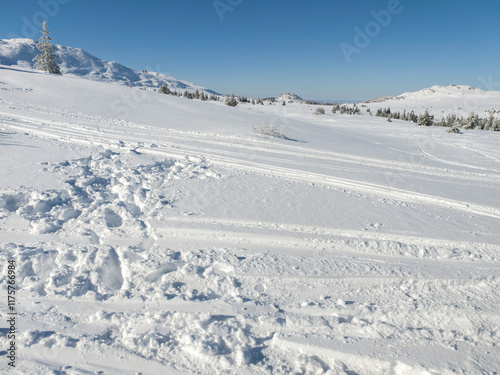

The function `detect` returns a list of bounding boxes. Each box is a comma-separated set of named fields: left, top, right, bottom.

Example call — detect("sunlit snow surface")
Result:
left=0, top=66, right=499, bottom=374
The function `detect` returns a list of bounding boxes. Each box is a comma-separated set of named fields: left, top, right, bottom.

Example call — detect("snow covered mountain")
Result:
left=0, top=38, right=219, bottom=95
left=361, top=84, right=500, bottom=120
left=363, top=84, right=481, bottom=103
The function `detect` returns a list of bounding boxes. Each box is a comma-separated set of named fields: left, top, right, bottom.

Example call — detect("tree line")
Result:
left=374, top=107, right=500, bottom=131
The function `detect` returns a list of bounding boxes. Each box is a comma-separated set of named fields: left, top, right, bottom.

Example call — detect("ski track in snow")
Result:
left=0, top=93, right=499, bottom=374
left=1, top=104, right=500, bottom=221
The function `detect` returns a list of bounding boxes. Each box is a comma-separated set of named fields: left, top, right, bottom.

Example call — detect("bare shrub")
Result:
left=252, top=125, right=289, bottom=140
left=313, top=107, right=325, bottom=115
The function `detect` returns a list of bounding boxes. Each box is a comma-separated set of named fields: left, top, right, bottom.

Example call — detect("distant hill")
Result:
left=361, top=84, right=500, bottom=120
left=274, top=93, right=304, bottom=103
left=362, top=84, right=481, bottom=104
left=0, top=38, right=219, bottom=95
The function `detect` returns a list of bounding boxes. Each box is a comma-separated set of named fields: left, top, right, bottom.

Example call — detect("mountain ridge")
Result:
left=0, top=38, right=219, bottom=95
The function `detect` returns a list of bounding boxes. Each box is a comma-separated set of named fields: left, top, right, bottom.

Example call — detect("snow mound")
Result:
left=0, top=38, right=219, bottom=94
left=274, top=93, right=304, bottom=103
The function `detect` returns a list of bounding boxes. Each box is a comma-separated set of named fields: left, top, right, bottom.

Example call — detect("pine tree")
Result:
left=463, top=113, right=479, bottom=130
left=492, top=119, right=500, bottom=131
left=436, top=118, right=447, bottom=127
left=409, top=111, right=418, bottom=123
left=33, top=22, right=61, bottom=75
left=418, top=110, right=434, bottom=126
left=158, top=83, right=170, bottom=94
left=225, top=92, right=238, bottom=107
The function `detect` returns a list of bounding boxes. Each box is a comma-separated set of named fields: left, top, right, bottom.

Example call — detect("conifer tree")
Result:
left=159, top=83, right=170, bottom=94
left=409, top=111, right=418, bottom=123
left=418, top=110, right=434, bottom=126
left=492, top=119, right=500, bottom=131
left=225, top=93, right=238, bottom=107
left=463, top=113, right=479, bottom=130
left=33, top=21, right=61, bottom=75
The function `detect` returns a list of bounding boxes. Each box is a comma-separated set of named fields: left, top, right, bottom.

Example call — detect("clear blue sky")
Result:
left=1, top=0, right=499, bottom=100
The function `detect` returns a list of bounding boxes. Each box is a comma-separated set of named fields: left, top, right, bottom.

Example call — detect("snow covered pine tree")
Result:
left=33, top=22, right=61, bottom=75
left=225, top=93, right=238, bottom=107
left=417, top=110, right=434, bottom=126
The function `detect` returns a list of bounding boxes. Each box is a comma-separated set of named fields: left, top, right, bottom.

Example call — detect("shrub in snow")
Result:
left=313, top=107, right=325, bottom=115
left=447, top=127, right=461, bottom=134
left=252, top=125, right=289, bottom=140
left=33, top=22, right=61, bottom=75
left=225, top=93, right=238, bottom=107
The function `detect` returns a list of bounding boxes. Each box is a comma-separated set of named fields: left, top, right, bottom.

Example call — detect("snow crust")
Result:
left=0, top=65, right=499, bottom=374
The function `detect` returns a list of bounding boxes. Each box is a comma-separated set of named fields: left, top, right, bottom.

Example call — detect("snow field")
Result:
left=0, top=67, right=499, bottom=374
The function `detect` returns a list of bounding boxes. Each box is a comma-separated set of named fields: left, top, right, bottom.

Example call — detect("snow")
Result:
left=0, top=64, right=499, bottom=374
left=274, top=93, right=304, bottom=104
left=0, top=38, right=219, bottom=95
left=361, top=84, right=500, bottom=120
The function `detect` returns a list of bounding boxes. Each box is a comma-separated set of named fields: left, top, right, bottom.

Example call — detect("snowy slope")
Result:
left=0, top=38, right=219, bottom=94
left=0, top=66, right=499, bottom=374
left=367, top=84, right=484, bottom=102
left=361, top=84, right=500, bottom=120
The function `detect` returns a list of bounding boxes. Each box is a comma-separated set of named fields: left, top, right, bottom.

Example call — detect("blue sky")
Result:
left=1, top=0, right=499, bottom=100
